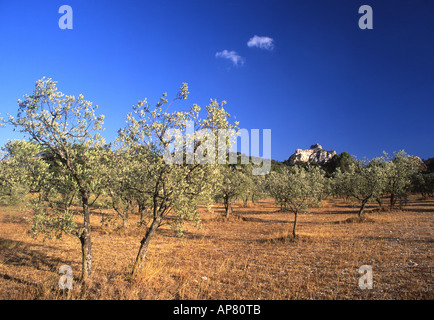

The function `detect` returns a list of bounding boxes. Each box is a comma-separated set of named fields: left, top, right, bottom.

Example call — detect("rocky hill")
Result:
left=285, top=144, right=337, bottom=166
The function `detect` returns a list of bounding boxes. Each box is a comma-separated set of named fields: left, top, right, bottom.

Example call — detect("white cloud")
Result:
left=247, top=35, right=274, bottom=50
left=215, top=50, right=245, bottom=66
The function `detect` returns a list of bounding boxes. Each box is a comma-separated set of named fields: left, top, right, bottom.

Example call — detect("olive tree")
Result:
left=384, top=151, right=423, bottom=209
left=0, top=140, right=48, bottom=205
left=239, top=166, right=255, bottom=207
left=334, top=159, right=387, bottom=217
left=103, top=146, right=152, bottom=228
left=7, top=78, right=106, bottom=281
left=412, top=173, right=434, bottom=199
left=118, top=83, right=238, bottom=277
left=236, top=163, right=266, bottom=207
left=214, top=165, right=247, bottom=217
left=265, top=170, right=289, bottom=212
left=266, top=166, right=325, bottom=238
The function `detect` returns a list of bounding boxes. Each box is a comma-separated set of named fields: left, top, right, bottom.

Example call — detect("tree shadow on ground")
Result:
left=0, top=273, right=39, bottom=288
left=356, top=235, right=434, bottom=244
left=400, top=207, right=434, bottom=213
left=0, top=238, right=74, bottom=272
left=240, top=216, right=290, bottom=224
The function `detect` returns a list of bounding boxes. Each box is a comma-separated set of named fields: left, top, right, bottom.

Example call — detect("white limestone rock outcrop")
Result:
left=287, top=144, right=337, bottom=166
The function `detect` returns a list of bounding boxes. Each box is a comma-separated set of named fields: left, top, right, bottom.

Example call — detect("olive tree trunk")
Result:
left=358, top=199, right=369, bottom=218
left=390, top=193, right=396, bottom=209
left=243, top=196, right=248, bottom=207
left=131, top=216, right=161, bottom=277
left=224, top=196, right=233, bottom=218
left=79, top=190, right=92, bottom=282
left=138, top=202, right=146, bottom=225
left=292, top=209, right=299, bottom=238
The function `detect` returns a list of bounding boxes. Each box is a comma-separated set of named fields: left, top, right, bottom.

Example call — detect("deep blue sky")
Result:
left=0, top=0, right=433, bottom=161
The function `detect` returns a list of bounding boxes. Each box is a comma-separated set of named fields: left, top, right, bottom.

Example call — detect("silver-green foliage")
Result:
left=412, top=172, right=434, bottom=199
left=333, top=159, right=388, bottom=216
left=383, top=151, right=423, bottom=208
left=0, top=140, right=48, bottom=206
left=214, top=165, right=248, bottom=216
left=7, top=78, right=106, bottom=281
left=265, top=166, right=325, bottom=237
left=117, top=83, right=239, bottom=275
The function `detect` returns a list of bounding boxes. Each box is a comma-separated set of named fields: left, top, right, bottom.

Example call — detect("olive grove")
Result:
left=0, top=78, right=433, bottom=284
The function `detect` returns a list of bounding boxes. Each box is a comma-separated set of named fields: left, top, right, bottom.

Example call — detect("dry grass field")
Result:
left=0, top=195, right=432, bottom=300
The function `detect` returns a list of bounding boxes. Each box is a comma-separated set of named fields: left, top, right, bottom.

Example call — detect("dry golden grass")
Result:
left=0, top=195, right=432, bottom=300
